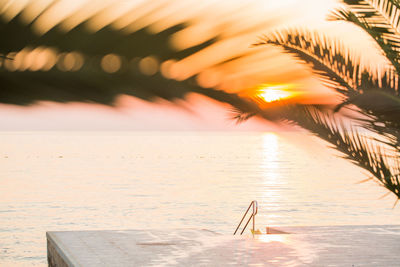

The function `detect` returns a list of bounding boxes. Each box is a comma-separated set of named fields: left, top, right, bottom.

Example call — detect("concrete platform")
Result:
left=47, top=225, right=400, bottom=266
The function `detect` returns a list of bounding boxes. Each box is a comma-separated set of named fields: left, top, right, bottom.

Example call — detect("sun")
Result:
left=256, top=84, right=294, bottom=103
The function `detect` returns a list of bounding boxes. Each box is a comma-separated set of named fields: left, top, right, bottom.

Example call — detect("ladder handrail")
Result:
left=233, top=200, right=258, bottom=235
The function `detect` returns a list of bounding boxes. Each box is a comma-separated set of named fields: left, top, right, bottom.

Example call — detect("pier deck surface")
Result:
left=47, top=225, right=400, bottom=266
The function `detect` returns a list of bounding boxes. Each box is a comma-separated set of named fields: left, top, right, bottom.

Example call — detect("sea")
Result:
left=1, top=131, right=399, bottom=266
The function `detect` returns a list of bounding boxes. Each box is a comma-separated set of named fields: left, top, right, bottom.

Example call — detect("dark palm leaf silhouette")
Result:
left=330, top=0, right=400, bottom=73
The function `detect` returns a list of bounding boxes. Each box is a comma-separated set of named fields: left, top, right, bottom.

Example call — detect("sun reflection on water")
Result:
left=260, top=133, right=286, bottom=226
left=261, top=132, right=279, bottom=182
left=255, top=234, right=287, bottom=243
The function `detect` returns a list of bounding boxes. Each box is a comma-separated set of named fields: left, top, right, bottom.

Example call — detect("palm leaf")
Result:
left=258, top=29, right=400, bottom=144
left=256, top=29, right=399, bottom=97
left=232, top=101, right=400, bottom=198
left=0, top=11, right=257, bottom=110
left=330, top=0, right=400, bottom=72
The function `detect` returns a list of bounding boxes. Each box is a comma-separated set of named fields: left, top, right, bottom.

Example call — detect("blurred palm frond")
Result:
left=0, top=14, right=218, bottom=105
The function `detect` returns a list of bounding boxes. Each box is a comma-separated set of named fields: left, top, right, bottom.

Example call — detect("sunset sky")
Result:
left=0, top=0, right=385, bottom=130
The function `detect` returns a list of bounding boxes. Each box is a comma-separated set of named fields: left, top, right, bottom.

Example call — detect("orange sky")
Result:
left=0, top=0, right=386, bottom=130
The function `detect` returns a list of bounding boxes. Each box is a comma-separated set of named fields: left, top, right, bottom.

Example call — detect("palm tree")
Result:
left=235, top=0, right=400, bottom=201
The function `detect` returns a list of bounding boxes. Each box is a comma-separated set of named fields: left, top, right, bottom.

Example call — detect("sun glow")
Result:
left=257, top=84, right=294, bottom=103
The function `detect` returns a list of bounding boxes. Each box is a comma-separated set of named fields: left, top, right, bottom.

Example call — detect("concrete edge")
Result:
left=47, top=232, right=80, bottom=267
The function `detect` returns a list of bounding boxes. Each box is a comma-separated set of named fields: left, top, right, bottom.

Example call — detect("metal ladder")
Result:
left=233, top=200, right=258, bottom=235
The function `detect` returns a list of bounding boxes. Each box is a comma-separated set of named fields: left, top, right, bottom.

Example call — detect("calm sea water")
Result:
left=1, top=131, right=399, bottom=266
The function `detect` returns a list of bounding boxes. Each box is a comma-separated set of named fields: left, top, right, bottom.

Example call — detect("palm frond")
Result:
left=330, top=0, right=400, bottom=72
left=233, top=100, right=400, bottom=198
left=365, top=116, right=400, bottom=150
left=0, top=12, right=249, bottom=107
left=286, top=105, right=400, bottom=198
left=293, top=106, right=400, bottom=198
left=258, top=29, right=400, bottom=137
left=256, top=31, right=355, bottom=95
left=256, top=29, right=399, bottom=98
left=337, top=89, right=400, bottom=154
left=230, top=107, right=256, bottom=124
